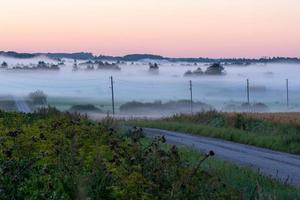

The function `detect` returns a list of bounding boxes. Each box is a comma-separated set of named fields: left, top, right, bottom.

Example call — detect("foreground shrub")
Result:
left=0, top=109, right=239, bottom=199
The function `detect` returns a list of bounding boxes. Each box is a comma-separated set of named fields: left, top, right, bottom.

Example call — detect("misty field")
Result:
left=1, top=56, right=300, bottom=114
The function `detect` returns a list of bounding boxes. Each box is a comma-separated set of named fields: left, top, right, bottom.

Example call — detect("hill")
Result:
left=1, top=51, right=300, bottom=64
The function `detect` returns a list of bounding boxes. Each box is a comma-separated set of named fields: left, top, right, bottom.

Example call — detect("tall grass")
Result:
left=179, top=147, right=300, bottom=199
left=125, top=112, right=300, bottom=154
left=137, top=136, right=300, bottom=199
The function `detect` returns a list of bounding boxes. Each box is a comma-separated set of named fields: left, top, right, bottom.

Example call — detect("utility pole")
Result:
left=189, top=80, right=193, bottom=114
left=110, top=76, right=115, bottom=115
left=286, top=79, right=289, bottom=107
left=246, top=79, right=250, bottom=104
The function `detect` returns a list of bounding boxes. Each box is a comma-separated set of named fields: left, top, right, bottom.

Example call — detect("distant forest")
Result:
left=1, top=51, right=300, bottom=64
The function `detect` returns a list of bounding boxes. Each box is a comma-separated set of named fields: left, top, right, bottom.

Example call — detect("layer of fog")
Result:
left=1, top=55, right=300, bottom=113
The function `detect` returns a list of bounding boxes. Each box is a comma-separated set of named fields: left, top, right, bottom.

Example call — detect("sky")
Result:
left=0, top=0, right=300, bottom=58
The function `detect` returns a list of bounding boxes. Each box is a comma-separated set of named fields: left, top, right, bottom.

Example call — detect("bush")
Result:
left=119, top=100, right=213, bottom=114
left=29, top=90, right=47, bottom=105
left=0, top=111, right=240, bottom=199
left=68, top=104, right=102, bottom=113
left=1, top=61, right=8, bottom=68
left=205, top=63, right=225, bottom=75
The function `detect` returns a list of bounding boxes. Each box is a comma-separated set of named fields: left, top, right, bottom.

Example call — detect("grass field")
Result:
left=124, top=111, right=300, bottom=154
left=226, top=112, right=300, bottom=125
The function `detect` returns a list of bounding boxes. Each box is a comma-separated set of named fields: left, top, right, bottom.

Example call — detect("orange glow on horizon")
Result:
left=0, top=0, right=300, bottom=58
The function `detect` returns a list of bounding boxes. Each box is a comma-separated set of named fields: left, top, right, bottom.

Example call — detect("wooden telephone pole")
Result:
left=110, top=76, right=115, bottom=115
left=189, top=80, right=193, bottom=114
left=286, top=79, right=289, bottom=107
left=246, top=79, right=250, bottom=104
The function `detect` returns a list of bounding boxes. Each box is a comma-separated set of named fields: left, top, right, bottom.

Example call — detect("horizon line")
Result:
left=1, top=50, right=300, bottom=60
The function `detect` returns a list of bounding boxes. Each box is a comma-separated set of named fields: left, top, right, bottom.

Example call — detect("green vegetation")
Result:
left=1, top=61, right=8, bottom=68
left=68, top=104, right=102, bottom=113
left=0, top=108, right=243, bottom=199
left=224, top=102, right=269, bottom=112
left=178, top=147, right=300, bottom=200
left=205, top=63, right=225, bottom=75
left=1, top=109, right=299, bottom=199
left=120, top=100, right=212, bottom=114
left=125, top=111, right=300, bottom=154
left=184, top=67, right=204, bottom=77
left=183, top=63, right=225, bottom=77
left=28, top=90, right=47, bottom=105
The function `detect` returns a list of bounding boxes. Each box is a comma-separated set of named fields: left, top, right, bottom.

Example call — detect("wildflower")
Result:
left=208, top=150, right=215, bottom=157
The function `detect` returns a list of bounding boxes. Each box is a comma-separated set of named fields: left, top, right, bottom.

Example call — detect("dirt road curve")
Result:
left=143, top=128, right=300, bottom=187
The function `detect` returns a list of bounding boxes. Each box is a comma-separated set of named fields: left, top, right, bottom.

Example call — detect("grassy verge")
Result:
left=178, top=146, right=300, bottom=199
left=124, top=112, right=300, bottom=154
left=135, top=137, right=300, bottom=199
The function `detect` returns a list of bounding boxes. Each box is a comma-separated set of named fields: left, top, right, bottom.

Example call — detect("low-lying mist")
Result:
left=1, top=55, right=300, bottom=114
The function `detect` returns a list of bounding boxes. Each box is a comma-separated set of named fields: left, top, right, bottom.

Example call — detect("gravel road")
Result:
left=143, top=127, right=300, bottom=187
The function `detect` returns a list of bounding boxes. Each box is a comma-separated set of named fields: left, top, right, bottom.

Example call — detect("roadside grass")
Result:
left=135, top=137, right=300, bottom=200
left=124, top=112, right=300, bottom=154
left=228, top=112, right=300, bottom=125
left=178, top=146, right=300, bottom=200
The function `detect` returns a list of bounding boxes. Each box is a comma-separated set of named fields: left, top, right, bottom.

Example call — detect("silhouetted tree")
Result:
left=1, top=61, right=8, bottom=68
left=205, top=63, right=225, bottom=75
left=29, top=90, right=47, bottom=105
left=149, top=63, right=159, bottom=70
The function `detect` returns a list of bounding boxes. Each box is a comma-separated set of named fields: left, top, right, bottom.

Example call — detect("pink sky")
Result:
left=0, top=0, right=300, bottom=58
